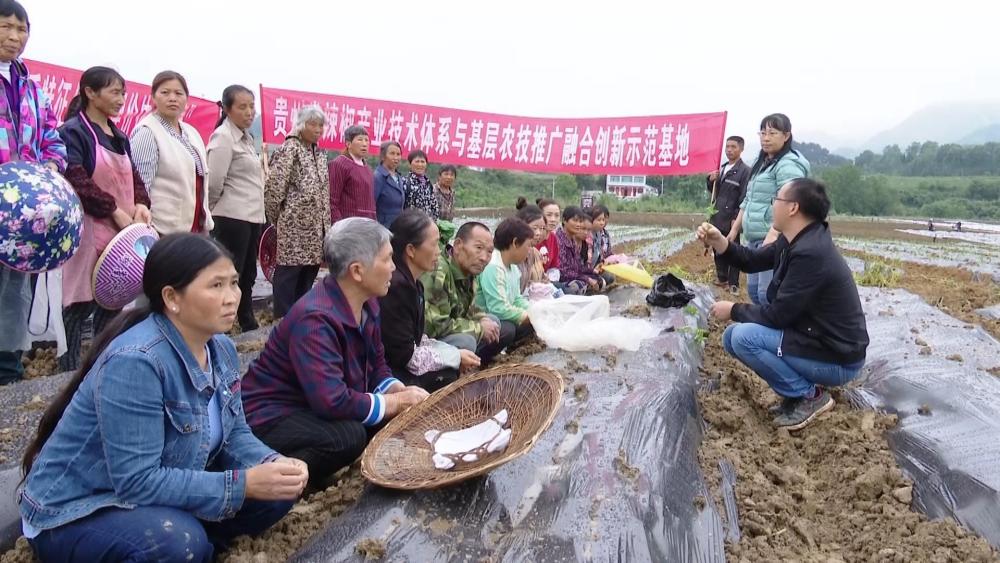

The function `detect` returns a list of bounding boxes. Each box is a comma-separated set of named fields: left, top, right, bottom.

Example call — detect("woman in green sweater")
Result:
left=474, top=218, right=536, bottom=329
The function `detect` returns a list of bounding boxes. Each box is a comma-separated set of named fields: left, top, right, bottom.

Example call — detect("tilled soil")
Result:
left=660, top=240, right=1000, bottom=562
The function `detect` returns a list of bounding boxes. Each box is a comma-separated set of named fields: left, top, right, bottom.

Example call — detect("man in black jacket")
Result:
left=697, top=178, right=869, bottom=430
left=706, top=136, right=751, bottom=293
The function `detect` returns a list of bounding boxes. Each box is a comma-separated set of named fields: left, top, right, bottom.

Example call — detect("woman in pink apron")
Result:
left=58, top=67, right=151, bottom=372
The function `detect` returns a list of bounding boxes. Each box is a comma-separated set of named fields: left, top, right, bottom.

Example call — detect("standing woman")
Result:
left=730, top=113, right=810, bottom=306
left=19, top=234, right=306, bottom=562
left=131, top=71, right=213, bottom=235
left=328, top=125, right=375, bottom=224
left=265, top=105, right=331, bottom=318
left=403, top=150, right=439, bottom=219
left=57, top=66, right=152, bottom=372
left=207, top=85, right=265, bottom=332
left=374, top=141, right=404, bottom=228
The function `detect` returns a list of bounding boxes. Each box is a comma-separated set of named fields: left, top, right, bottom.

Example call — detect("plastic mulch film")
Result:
left=292, top=287, right=727, bottom=563
left=846, top=287, right=1000, bottom=548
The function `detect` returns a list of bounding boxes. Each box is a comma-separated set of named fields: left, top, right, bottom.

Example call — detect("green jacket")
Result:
left=421, top=254, right=485, bottom=340
left=474, top=250, right=530, bottom=324
left=740, top=150, right=810, bottom=242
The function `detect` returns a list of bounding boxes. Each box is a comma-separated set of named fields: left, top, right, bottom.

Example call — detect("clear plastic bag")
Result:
left=528, top=294, right=660, bottom=352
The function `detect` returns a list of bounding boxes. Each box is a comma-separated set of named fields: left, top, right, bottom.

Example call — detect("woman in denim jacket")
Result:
left=18, top=234, right=308, bottom=562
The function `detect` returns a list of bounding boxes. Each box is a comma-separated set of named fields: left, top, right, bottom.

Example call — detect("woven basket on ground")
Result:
left=361, top=363, right=565, bottom=490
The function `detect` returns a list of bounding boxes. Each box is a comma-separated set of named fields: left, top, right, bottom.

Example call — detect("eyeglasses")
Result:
left=759, top=130, right=785, bottom=138
left=771, top=196, right=797, bottom=205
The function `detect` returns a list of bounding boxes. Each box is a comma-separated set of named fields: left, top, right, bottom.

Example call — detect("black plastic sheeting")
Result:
left=292, top=287, right=729, bottom=563
left=846, top=287, right=1000, bottom=548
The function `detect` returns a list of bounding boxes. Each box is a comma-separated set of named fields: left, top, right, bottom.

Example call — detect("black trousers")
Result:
left=59, top=301, right=119, bottom=372
left=394, top=367, right=460, bottom=393
left=271, top=265, right=320, bottom=318
left=212, top=217, right=264, bottom=330
left=253, top=410, right=369, bottom=487
left=712, top=221, right=741, bottom=287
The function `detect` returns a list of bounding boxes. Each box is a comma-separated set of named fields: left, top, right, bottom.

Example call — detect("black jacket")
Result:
left=706, top=160, right=751, bottom=231
left=378, top=254, right=425, bottom=372
left=723, top=221, right=869, bottom=365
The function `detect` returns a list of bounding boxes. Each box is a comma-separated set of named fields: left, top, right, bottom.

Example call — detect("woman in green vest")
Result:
left=730, top=113, right=810, bottom=305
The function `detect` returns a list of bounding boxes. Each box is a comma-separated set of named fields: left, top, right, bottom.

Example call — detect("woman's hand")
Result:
left=245, top=460, right=308, bottom=500
left=459, top=350, right=481, bottom=373
left=111, top=208, right=134, bottom=230
left=132, top=204, right=152, bottom=225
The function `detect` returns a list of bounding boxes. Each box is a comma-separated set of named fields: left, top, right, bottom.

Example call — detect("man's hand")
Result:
left=697, top=222, right=729, bottom=254
left=132, top=204, right=152, bottom=225
left=480, top=317, right=500, bottom=344
left=459, top=349, right=481, bottom=373
left=710, top=301, right=735, bottom=321
left=708, top=171, right=719, bottom=183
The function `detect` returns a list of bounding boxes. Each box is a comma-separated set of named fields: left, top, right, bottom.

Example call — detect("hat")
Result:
left=92, top=223, right=159, bottom=309
left=0, top=161, right=83, bottom=273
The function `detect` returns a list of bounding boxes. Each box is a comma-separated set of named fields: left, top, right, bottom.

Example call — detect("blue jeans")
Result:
left=745, top=239, right=773, bottom=306
left=723, top=323, right=864, bottom=398
left=29, top=500, right=293, bottom=562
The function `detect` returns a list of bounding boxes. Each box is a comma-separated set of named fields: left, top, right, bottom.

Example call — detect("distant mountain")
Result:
left=957, top=123, right=1000, bottom=145
left=864, top=101, right=1000, bottom=150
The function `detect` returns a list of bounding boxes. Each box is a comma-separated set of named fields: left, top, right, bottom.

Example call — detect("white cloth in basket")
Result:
left=425, top=409, right=512, bottom=470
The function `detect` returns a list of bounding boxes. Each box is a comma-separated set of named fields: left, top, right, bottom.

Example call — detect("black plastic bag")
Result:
left=646, top=273, right=696, bottom=308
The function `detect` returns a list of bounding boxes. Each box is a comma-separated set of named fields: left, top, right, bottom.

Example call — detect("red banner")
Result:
left=260, top=85, right=727, bottom=175
left=24, top=59, right=219, bottom=143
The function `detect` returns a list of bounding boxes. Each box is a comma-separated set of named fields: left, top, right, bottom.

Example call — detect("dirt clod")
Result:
left=613, top=449, right=640, bottom=482
left=573, top=383, right=589, bottom=402
left=355, top=538, right=387, bottom=560
left=946, top=354, right=964, bottom=363
left=564, top=357, right=589, bottom=373
left=918, top=404, right=933, bottom=416
left=623, top=304, right=651, bottom=317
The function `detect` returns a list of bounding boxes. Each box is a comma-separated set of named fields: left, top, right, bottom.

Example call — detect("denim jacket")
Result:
left=19, top=313, right=276, bottom=531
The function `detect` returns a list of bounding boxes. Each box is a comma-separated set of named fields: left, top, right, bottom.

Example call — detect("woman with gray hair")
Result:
left=329, top=125, right=376, bottom=224
left=242, top=217, right=430, bottom=486
left=264, top=104, right=331, bottom=317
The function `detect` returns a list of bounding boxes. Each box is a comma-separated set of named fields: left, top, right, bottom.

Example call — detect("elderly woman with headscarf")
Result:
left=265, top=105, right=331, bottom=318
left=328, top=125, right=375, bottom=224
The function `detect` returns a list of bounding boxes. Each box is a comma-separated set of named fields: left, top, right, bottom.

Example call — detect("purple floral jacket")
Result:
left=0, top=59, right=66, bottom=169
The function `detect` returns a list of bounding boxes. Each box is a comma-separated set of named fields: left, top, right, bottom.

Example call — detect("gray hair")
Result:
left=290, top=104, right=326, bottom=138
left=324, top=218, right=392, bottom=278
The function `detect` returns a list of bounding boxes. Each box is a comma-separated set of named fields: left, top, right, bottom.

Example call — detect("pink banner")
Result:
left=260, top=85, right=727, bottom=175
left=24, top=59, right=219, bottom=143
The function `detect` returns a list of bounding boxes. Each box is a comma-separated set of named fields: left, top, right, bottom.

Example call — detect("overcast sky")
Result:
left=22, top=0, right=1000, bottom=155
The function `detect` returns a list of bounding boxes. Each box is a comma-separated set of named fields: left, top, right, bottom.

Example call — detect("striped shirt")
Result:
left=131, top=113, right=205, bottom=192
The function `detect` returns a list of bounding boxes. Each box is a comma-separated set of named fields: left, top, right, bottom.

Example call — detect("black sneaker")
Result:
left=774, top=390, right=835, bottom=431
left=767, top=396, right=799, bottom=417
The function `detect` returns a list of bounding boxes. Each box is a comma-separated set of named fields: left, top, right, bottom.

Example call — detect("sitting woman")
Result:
left=556, top=206, right=606, bottom=295
left=587, top=204, right=616, bottom=286
left=475, top=218, right=536, bottom=331
left=18, top=234, right=307, bottom=562
left=515, top=199, right=556, bottom=298
left=379, top=209, right=480, bottom=392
